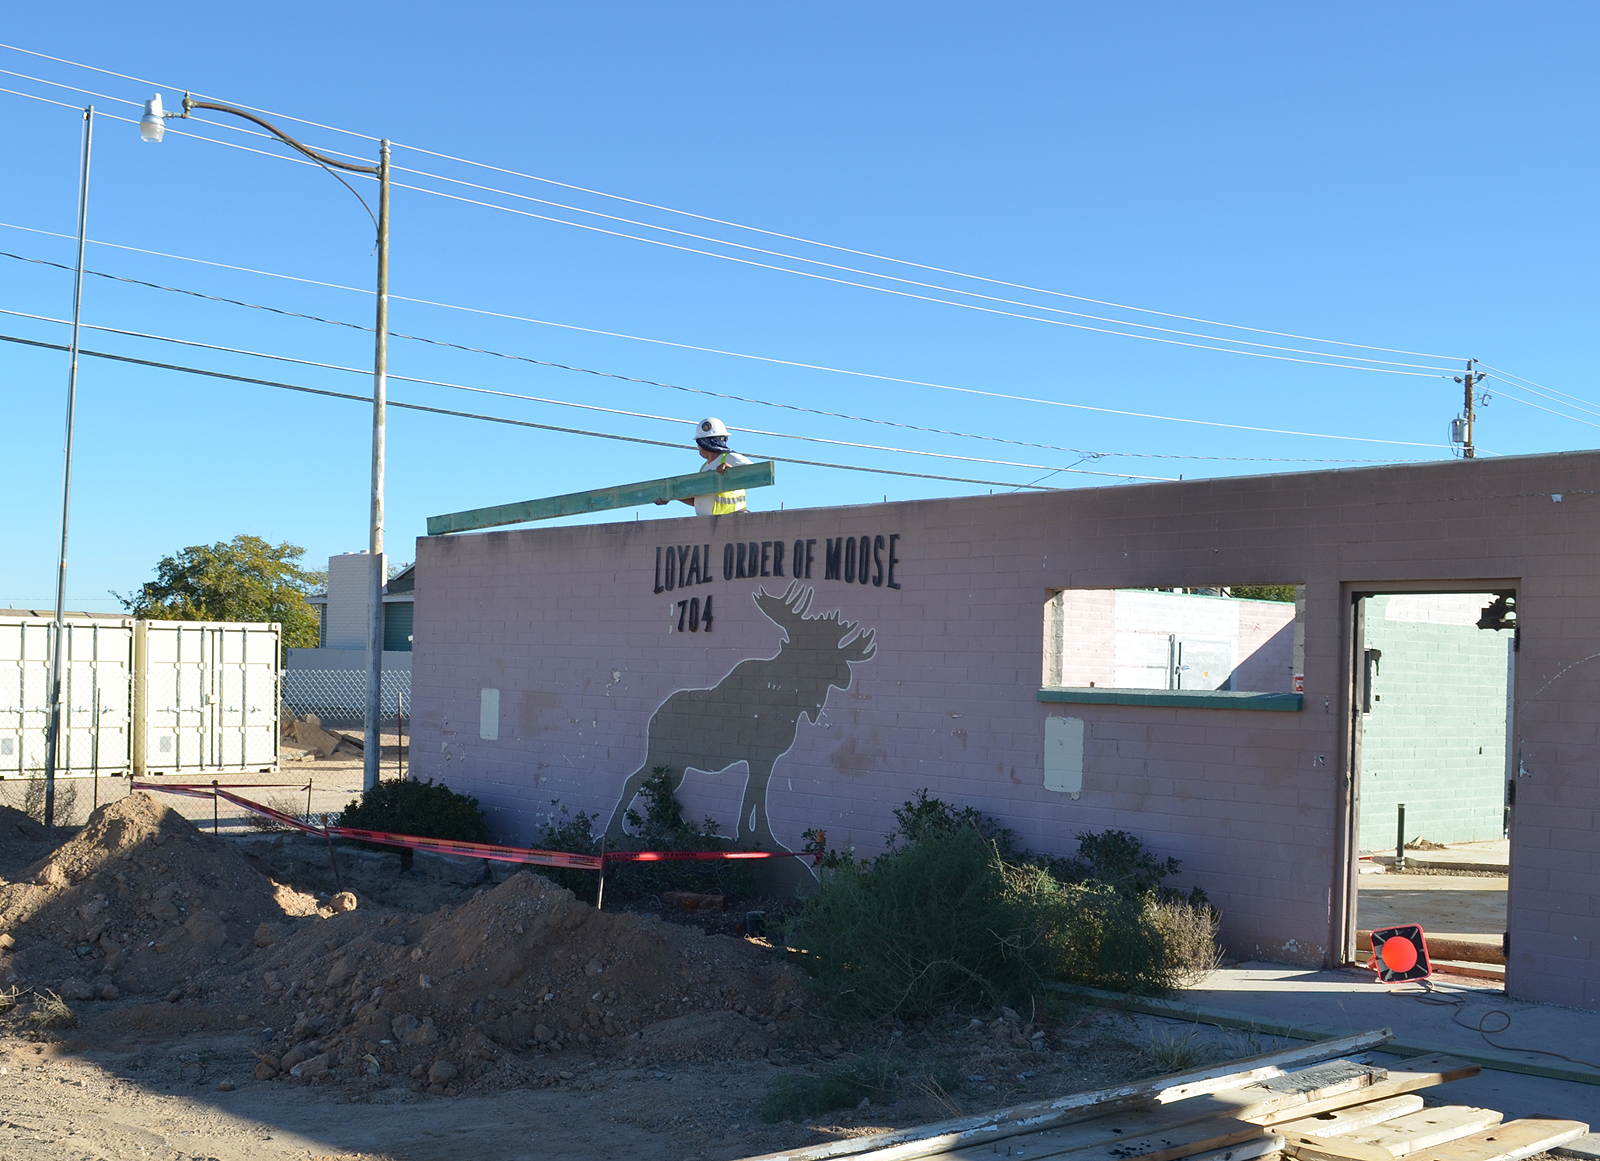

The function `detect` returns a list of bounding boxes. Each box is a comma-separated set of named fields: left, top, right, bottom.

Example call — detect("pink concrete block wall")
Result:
left=411, top=450, right=1600, bottom=1008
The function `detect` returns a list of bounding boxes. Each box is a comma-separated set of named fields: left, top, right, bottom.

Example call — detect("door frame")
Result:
left=1334, top=578, right=1520, bottom=967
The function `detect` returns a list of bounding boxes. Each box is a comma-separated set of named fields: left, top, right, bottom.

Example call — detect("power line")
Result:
left=388, top=146, right=1469, bottom=364
left=0, top=304, right=1174, bottom=480
left=388, top=178, right=1456, bottom=378
left=0, top=41, right=382, bottom=144
left=0, top=42, right=1471, bottom=369
left=0, top=331, right=1081, bottom=492
left=0, top=298, right=1414, bottom=466
left=1475, top=362, right=1600, bottom=417
left=0, top=72, right=1458, bottom=375
left=0, top=245, right=1447, bottom=452
left=383, top=163, right=1457, bottom=373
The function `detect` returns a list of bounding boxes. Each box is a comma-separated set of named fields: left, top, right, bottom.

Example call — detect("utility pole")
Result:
left=43, top=105, right=94, bottom=838
left=1461, top=359, right=1477, bottom=460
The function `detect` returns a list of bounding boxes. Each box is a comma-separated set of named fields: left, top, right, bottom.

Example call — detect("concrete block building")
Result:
left=407, top=449, right=1600, bottom=1010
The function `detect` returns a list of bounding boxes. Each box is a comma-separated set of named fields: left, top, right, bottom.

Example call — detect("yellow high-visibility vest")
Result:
left=705, top=453, right=747, bottom=515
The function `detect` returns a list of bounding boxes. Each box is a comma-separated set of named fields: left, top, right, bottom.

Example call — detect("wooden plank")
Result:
left=1186, top=1139, right=1285, bottom=1161
left=922, top=1064, right=1388, bottom=1161
left=1005, top=1119, right=1264, bottom=1161
left=1253, top=1057, right=1482, bottom=1128
left=425, top=460, right=776, bottom=535
left=737, top=1031, right=1396, bottom=1161
left=1409, top=1119, right=1590, bottom=1161
left=1273, top=1097, right=1427, bottom=1139
left=1284, top=1132, right=1398, bottom=1161
left=1330, top=1107, right=1503, bottom=1157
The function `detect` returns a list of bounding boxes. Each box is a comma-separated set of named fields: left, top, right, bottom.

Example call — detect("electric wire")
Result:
left=0, top=41, right=383, bottom=143
left=0, top=331, right=1082, bottom=492
left=0, top=42, right=1484, bottom=372
left=389, top=144, right=1469, bottom=364
left=0, top=81, right=1461, bottom=374
left=0, top=249, right=1452, bottom=454
left=388, top=178, right=1455, bottom=378
left=383, top=163, right=1457, bottom=373
left=0, top=299, right=1414, bottom=466
left=1476, top=362, right=1600, bottom=416
left=0, top=294, right=1409, bottom=466
left=0, top=304, right=1172, bottom=480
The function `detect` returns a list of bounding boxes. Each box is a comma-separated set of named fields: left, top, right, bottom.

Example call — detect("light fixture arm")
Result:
left=147, top=91, right=393, bottom=792
left=174, top=94, right=379, bottom=175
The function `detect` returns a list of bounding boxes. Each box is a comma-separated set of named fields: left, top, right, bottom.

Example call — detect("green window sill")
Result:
left=1038, top=687, right=1303, bottom=711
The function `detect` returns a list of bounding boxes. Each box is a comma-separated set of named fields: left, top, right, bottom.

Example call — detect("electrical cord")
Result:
left=1397, top=981, right=1600, bottom=1072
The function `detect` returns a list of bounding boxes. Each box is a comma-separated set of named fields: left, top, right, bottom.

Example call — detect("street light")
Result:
left=142, top=93, right=391, bottom=792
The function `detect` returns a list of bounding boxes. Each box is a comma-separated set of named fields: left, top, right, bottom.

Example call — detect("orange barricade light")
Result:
left=1367, top=923, right=1431, bottom=983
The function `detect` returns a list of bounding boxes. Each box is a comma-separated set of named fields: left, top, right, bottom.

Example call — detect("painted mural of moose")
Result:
left=604, top=582, right=876, bottom=861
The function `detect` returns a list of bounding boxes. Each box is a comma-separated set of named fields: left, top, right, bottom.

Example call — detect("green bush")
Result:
left=609, top=767, right=754, bottom=901
left=784, top=794, right=1219, bottom=1021
left=338, top=777, right=488, bottom=871
left=534, top=801, right=602, bottom=900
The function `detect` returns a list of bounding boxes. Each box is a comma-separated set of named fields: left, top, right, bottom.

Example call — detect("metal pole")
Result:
left=1396, top=802, right=1406, bottom=872
left=1462, top=362, right=1476, bottom=460
left=363, top=140, right=390, bottom=792
left=43, top=105, right=94, bottom=838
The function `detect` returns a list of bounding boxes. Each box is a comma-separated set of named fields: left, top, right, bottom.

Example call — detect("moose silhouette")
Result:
left=604, top=582, right=876, bottom=859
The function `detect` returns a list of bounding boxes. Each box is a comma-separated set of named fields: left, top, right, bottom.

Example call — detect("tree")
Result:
left=117, top=535, right=323, bottom=653
left=1228, top=585, right=1299, bottom=603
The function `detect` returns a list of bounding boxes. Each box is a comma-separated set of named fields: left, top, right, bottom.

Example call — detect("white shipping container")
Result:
left=0, top=614, right=135, bottom=779
left=134, top=621, right=280, bottom=777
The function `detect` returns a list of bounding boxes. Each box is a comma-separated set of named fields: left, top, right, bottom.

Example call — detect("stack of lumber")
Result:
left=744, top=1030, right=1588, bottom=1161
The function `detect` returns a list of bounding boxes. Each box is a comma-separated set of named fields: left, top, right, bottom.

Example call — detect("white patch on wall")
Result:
left=479, top=688, right=500, bottom=740
left=1043, top=715, right=1084, bottom=798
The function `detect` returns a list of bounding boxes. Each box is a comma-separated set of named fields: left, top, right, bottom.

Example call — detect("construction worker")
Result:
left=657, top=417, right=752, bottom=515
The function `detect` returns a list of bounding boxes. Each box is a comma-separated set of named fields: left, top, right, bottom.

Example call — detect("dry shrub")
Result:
left=246, top=793, right=314, bottom=833
left=4, top=778, right=79, bottom=827
left=29, top=990, right=76, bottom=1029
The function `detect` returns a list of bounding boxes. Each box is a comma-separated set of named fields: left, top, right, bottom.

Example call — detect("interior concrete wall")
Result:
left=409, top=449, right=1600, bottom=1010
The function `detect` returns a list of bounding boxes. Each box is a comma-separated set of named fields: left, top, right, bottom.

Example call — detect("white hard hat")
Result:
left=695, top=417, right=730, bottom=440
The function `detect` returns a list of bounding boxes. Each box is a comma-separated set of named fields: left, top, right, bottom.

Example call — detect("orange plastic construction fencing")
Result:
left=131, top=781, right=811, bottom=874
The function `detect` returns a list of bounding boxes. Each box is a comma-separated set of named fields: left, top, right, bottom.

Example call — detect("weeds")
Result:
left=0, top=986, right=20, bottom=1016
left=28, top=990, right=76, bottom=1029
left=760, top=1050, right=907, bottom=1122
left=1143, top=1022, right=1214, bottom=1074
left=247, top=793, right=313, bottom=833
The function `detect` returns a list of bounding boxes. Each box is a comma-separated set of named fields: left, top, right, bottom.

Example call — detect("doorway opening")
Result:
left=1346, top=589, right=1515, bottom=981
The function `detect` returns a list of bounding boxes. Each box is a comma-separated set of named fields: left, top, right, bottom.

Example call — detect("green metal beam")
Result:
left=426, top=460, right=776, bottom=535
left=1038, top=687, right=1304, bottom=711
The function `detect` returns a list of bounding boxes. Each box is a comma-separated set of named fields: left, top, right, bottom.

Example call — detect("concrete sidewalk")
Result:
left=1371, top=838, right=1510, bottom=873
left=1165, top=962, right=1600, bottom=1125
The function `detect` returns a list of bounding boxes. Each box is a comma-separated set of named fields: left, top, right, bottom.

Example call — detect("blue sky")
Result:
left=2, top=3, right=1596, bottom=608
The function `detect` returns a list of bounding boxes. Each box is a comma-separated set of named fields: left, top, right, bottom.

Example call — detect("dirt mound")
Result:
left=0, top=802, right=50, bottom=879
left=0, top=793, right=320, bottom=999
left=241, top=871, right=808, bottom=1094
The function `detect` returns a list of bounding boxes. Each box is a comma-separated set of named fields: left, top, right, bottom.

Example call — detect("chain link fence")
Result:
left=282, top=668, right=412, bottom=730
